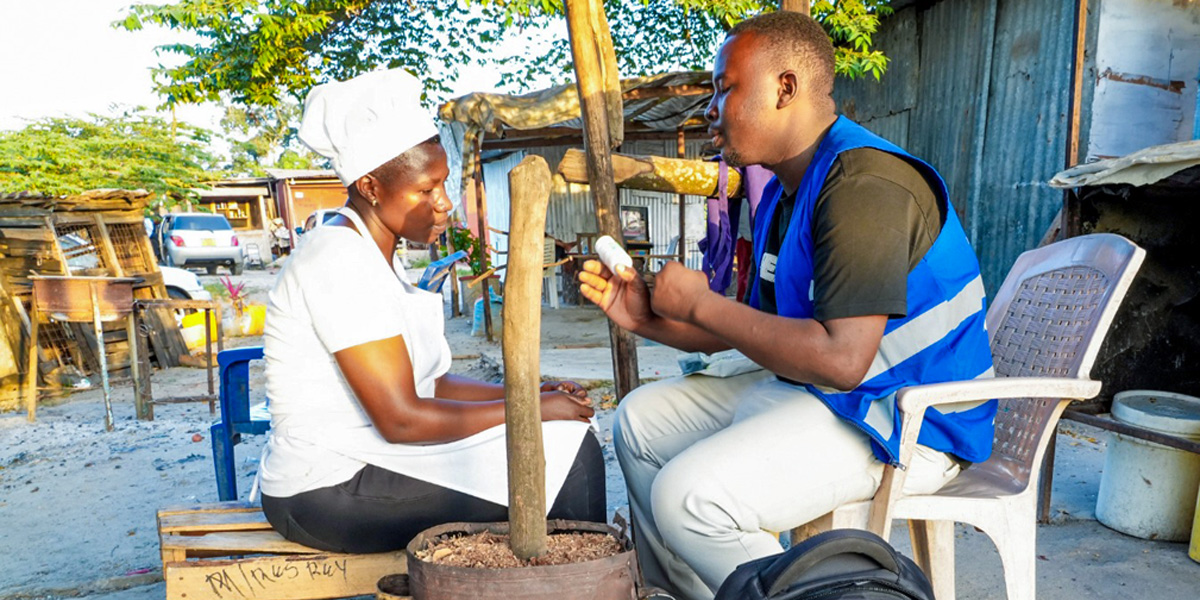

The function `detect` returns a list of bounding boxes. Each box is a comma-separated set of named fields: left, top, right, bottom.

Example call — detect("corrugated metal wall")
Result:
left=479, top=151, right=527, bottom=272
left=834, top=0, right=1086, bottom=295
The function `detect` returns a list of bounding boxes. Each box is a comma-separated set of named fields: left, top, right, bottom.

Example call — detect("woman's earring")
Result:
left=370, top=197, right=379, bottom=207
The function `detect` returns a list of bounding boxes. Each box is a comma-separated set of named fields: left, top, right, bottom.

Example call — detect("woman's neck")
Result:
left=345, top=197, right=401, bottom=263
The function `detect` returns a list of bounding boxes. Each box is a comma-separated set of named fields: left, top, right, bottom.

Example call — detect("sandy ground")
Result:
left=1, top=267, right=1198, bottom=599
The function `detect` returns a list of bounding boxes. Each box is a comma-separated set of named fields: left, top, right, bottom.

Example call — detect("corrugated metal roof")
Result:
left=263, top=168, right=338, bottom=180
left=194, top=187, right=271, bottom=198
left=440, top=71, right=713, bottom=136
left=1050, top=139, right=1200, bottom=188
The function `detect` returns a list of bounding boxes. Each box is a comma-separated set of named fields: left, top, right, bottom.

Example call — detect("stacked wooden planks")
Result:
left=0, top=190, right=189, bottom=412
left=157, top=502, right=406, bottom=600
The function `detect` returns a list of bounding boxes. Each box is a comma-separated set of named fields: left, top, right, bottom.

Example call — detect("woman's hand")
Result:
left=539, top=390, right=594, bottom=423
left=578, top=259, right=654, bottom=332
left=540, top=380, right=588, bottom=399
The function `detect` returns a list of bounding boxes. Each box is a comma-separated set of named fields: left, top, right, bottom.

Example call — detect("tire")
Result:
left=206, top=265, right=219, bottom=275
left=165, top=286, right=191, bottom=300
left=231, top=263, right=244, bottom=276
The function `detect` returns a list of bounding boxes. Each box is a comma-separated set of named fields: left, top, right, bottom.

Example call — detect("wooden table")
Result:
left=26, top=276, right=142, bottom=430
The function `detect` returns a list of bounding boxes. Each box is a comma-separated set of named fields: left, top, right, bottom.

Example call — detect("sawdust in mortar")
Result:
left=416, top=531, right=623, bottom=568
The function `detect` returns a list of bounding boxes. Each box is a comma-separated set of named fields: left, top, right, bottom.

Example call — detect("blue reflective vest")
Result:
left=748, top=116, right=995, bottom=465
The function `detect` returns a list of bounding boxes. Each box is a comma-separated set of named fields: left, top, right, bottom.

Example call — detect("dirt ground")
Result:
left=2, top=267, right=1198, bottom=600
left=0, top=267, right=629, bottom=599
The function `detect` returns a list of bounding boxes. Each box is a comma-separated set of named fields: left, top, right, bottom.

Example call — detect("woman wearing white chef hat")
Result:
left=258, top=68, right=602, bottom=553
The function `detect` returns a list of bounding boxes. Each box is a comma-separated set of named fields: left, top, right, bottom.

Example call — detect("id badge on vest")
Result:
left=760, top=253, right=778, bottom=283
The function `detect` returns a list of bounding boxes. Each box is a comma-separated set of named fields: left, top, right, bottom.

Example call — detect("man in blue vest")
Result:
left=579, top=11, right=995, bottom=600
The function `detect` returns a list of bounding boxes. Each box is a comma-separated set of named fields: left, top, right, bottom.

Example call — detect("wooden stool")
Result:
left=157, top=501, right=406, bottom=600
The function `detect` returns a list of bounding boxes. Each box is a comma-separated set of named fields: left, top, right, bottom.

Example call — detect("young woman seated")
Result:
left=258, top=69, right=603, bottom=553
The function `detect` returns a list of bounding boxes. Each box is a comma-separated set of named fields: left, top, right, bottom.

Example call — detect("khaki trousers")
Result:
left=613, top=370, right=961, bottom=600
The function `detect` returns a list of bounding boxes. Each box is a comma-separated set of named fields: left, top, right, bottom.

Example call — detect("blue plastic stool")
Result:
left=211, top=346, right=270, bottom=501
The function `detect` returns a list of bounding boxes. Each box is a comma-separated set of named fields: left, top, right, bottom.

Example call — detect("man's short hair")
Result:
left=728, top=11, right=836, bottom=98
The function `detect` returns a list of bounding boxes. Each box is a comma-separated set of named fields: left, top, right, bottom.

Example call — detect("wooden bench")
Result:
left=158, top=501, right=406, bottom=600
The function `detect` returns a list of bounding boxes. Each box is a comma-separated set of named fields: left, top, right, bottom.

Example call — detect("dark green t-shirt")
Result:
left=753, top=148, right=946, bottom=319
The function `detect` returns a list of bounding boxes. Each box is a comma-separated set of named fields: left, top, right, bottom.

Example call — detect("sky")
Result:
left=0, top=0, right=519, bottom=135
left=0, top=0, right=222, bottom=132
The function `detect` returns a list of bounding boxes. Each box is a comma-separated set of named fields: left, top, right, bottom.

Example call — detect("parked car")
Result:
left=161, top=266, right=212, bottom=301
left=301, top=208, right=339, bottom=234
left=160, top=213, right=245, bottom=275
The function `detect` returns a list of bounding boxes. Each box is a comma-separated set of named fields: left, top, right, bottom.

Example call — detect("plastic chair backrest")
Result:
left=981, top=233, right=1145, bottom=486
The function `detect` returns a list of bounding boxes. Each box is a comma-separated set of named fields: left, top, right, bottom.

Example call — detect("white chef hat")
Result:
left=298, top=68, right=440, bottom=187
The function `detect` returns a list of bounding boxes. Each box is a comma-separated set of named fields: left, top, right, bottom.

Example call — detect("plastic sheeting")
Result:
left=1050, top=140, right=1200, bottom=189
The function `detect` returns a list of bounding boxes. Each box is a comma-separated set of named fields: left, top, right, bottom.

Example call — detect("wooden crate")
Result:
left=157, top=502, right=406, bottom=600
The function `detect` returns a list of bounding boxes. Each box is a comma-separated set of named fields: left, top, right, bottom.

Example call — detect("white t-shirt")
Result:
left=259, top=208, right=587, bottom=507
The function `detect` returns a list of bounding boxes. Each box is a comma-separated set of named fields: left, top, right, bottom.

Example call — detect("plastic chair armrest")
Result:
left=866, top=377, right=1100, bottom=538
left=896, top=377, right=1102, bottom=417
left=892, top=377, right=1100, bottom=471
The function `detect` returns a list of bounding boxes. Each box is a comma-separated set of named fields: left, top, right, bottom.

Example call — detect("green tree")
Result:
left=0, top=111, right=221, bottom=208
left=220, top=102, right=326, bottom=176
left=118, top=0, right=892, bottom=110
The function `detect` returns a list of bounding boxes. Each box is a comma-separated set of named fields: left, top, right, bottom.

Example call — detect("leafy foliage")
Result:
left=220, top=102, right=327, bottom=176
left=0, top=111, right=221, bottom=206
left=119, top=0, right=894, bottom=109
left=447, top=223, right=490, bottom=275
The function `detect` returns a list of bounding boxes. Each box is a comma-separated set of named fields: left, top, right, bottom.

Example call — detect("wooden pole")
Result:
left=565, top=0, right=640, bottom=400
left=134, top=305, right=154, bottom=421
left=446, top=229, right=462, bottom=318
left=779, top=0, right=810, bottom=14
left=593, top=0, right=624, bottom=147
left=473, top=133, right=495, bottom=342
left=1063, top=0, right=1090, bottom=240
left=676, top=130, right=687, bottom=264
left=127, top=310, right=146, bottom=420
left=557, top=148, right=743, bottom=197
left=504, top=155, right=553, bottom=560
left=91, top=282, right=114, bottom=432
left=25, top=299, right=39, bottom=423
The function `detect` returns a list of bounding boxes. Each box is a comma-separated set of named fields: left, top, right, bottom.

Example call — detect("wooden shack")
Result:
left=0, top=190, right=188, bottom=412
left=440, top=72, right=716, bottom=274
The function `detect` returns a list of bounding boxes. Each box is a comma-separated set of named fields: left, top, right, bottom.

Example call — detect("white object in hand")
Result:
left=596, top=235, right=633, bottom=275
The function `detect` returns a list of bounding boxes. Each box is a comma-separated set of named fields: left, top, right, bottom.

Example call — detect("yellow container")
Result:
left=180, top=311, right=219, bottom=351
left=237, top=304, right=267, bottom=336
left=1191, top=490, right=1200, bottom=563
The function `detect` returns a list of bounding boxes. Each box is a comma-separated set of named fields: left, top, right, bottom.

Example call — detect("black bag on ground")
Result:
left=713, top=529, right=936, bottom=600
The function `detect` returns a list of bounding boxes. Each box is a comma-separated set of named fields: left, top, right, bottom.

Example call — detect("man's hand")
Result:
left=578, top=259, right=654, bottom=332
left=650, top=262, right=712, bottom=323
left=539, top=390, right=595, bottom=423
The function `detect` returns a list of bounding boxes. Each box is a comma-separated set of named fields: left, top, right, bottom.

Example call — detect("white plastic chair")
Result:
left=792, top=233, right=1146, bottom=600
left=543, top=237, right=560, bottom=309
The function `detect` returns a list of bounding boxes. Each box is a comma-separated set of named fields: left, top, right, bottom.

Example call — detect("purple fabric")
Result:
left=743, top=165, right=772, bottom=214
left=698, top=163, right=772, bottom=293
left=699, top=160, right=735, bottom=292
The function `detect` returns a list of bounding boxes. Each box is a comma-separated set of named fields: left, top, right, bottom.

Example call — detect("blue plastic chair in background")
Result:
left=210, top=250, right=469, bottom=500
left=415, top=249, right=468, bottom=293
left=211, top=346, right=269, bottom=501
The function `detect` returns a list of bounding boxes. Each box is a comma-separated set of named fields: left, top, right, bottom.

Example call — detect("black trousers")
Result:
left=261, top=432, right=605, bottom=553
